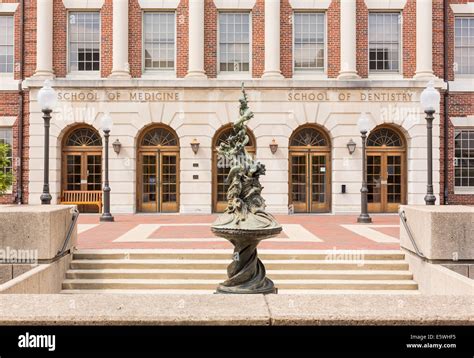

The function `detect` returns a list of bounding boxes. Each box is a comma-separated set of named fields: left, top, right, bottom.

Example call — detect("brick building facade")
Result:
left=0, top=0, right=473, bottom=214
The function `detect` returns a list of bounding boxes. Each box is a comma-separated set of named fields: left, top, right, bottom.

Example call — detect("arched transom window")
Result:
left=141, top=127, right=178, bottom=147
left=290, top=127, right=328, bottom=147
left=65, top=127, right=102, bottom=147
left=367, top=127, right=403, bottom=147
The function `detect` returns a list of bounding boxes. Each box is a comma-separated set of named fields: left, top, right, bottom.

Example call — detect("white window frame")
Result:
left=0, top=7, right=18, bottom=90
left=217, top=11, right=252, bottom=79
left=292, top=11, right=327, bottom=76
left=367, top=11, right=403, bottom=77
left=66, top=10, right=101, bottom=78
left=0, top=15, right=15, bottom=76
left=453, top=127, right=474, bottom=191
left=451, top=117, right=474, bottom=194
left=453, top=16, right=474, bottom=79
left=142, top=11, right=177, bottom=77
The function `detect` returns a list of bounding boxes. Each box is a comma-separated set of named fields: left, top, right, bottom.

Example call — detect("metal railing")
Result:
left=51, top=208, right=80, bottom=262
left=399, top=209, right=426, bottom=259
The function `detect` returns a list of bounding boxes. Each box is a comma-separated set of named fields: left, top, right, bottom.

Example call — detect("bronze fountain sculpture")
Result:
left=211, top=84, right=282, bottom=294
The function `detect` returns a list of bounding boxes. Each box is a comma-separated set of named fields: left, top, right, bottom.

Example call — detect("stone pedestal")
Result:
left=400, top=205, right=474, bottom=260
left=400, top=205, right=474, bottom=295
left=0, top=205, right=77, bottom=261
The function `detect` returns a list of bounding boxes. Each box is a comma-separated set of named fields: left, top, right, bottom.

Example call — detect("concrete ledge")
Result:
left=0, top=254, right=72, bottom=294
left=0, top=205, right=77, bottom=261
left=266, top=295, right=472, bottom=326
left=0, top=294, right=270, bottom=325
left=0, top=294, right=471, bottom=325
left=400, top=205, right=474, bottom=260
left=403, top=249, right=474, bottom=296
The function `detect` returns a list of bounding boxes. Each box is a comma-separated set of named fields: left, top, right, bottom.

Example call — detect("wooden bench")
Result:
left=60, top=190, right=103, bottom=213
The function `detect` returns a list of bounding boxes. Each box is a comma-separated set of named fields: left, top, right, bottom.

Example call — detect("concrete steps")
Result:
left=61, top=249, right=418, bottom=293
left=69, top=259, right=410, bottom=271
left=66, top=269, right=414, bottom=281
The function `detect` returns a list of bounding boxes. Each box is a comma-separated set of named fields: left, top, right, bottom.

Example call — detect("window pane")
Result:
left=454, top=129, right=474, bottom=188
left=143, top=12, right=175, bottom=70
left=294, top=13, right=325, bottom=71
left=0, top=16, right=14, bottom=73
left=454, top=17, right=474, bottom=75
left=368, top=12, right=400, bottom=73
left=68, top=12, right=100, bottom=72
left=219, top=12, right=250, bottom=73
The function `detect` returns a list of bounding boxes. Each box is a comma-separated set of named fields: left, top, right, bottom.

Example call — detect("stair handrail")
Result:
left=399, top=209, right=426, bottom=259
left=53, top=207, right=80, bottom=262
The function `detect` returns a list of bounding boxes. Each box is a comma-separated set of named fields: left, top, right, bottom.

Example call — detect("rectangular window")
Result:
left=219, top=12, right=250, bottom=73
left=0, top=128, right=13, bottom=180
left=143, top=12, right=175, bottom=71
left=369, top=12, right=400, bottom=72
left=454, top=17, right=474, bottom=75
left=0, top=15, right=14, bottom=73
left=294, top=12, right=325, bottom=71
left=68, top=12, right=100, bottom=72
left=454, top=129, right=474, bottom=187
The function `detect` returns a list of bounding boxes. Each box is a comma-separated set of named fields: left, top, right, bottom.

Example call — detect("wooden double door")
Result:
left=137, top=151, right=179, bottom=213
left=289, top=151, right=331, bottom=213
left=367, top=151, right=406, bottom=213
left=63, top=151, right=102, bottom=191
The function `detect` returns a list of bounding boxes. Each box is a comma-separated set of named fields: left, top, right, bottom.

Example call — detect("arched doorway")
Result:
left=212, top=125, right=256, bottom=213
left=61, top=125, right=103, bottom=213
left=137, top=125, right=179, bottom=213
left=289, top=125, right=331, bottom=213
left=366, top=126, right=407, bottom=213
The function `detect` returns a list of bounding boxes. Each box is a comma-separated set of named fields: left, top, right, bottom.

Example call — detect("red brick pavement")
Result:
left=77, top=214, right=401, bottom=251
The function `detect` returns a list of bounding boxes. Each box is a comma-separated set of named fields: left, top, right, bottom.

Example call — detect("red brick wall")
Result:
left=402, top=0, right=416, bottom=77
left=432, top=0, right=444, bottom=78
left=204, top=0, right=217, bottom=78
left=129, top=0, right=142, bottom=78
left=280, top=0, right=292, bottom=78
left=356, top=0, right=368, bottom=78
left=0, top=92, right=29, bottom=204
left=440, top=1, right=473, bottom=205
left=101, top=0, right=113, bottom=77
left=23, top=1, right=36, bottom=78
left=252, top=0, right=265, bottom=78
left=327, top=0, right=340, bottom=78
left=176, top=0, right=189, bottom=78
left=446, top=0, right=470, bottom=81
left=52, top=0, right=67, bottom=77
left=442, top=93, right=474, bottom=205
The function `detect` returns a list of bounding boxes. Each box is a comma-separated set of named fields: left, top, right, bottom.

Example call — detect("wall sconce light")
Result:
left=269, top=138, right=278, bottom=154
left=112, top=139, right=122, bottom=155
left=191, top=138, right=200, bottom=154
left=347, top=138, right=356, bottom=155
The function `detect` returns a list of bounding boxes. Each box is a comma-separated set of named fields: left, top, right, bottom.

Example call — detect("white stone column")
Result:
left=186, top=0, right=207, bottom=78
left=34, top=0, right=54, bottom=78
left=338, top=0, right=359, bottom=79
left=110, top=0, right=130, bottom=78
left=262, top=0, right=283, bottom=79
left=414, top=0, right=435, bottom=79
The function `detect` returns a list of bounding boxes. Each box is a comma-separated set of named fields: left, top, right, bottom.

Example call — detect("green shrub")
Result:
left=0, top=143, right=13, bottom=195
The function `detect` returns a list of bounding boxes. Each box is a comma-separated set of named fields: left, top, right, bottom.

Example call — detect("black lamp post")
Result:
left=37, top=80, right=58, bottom=205
left=357, top=113, right=372, bottom=224
left=100, top=113, right=114, bottom=222
left=420, top=81, right=440, bottom=205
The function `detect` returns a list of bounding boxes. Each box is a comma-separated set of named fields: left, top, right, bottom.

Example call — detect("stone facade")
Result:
left=0, top=0, right=473, bottom=213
